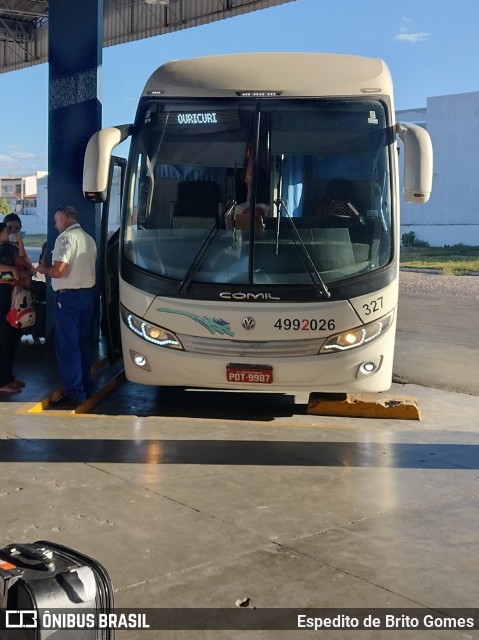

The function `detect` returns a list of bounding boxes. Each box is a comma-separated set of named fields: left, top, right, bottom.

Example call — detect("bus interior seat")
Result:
left=172, top=181, right=221, bottom=229
left=255, top=227, right=358, bottom=274
left=173, top=217, right=217, bottom=230
left=317, top=179, right=361, bottom=219
left=264, top=214, right=350, bottom=231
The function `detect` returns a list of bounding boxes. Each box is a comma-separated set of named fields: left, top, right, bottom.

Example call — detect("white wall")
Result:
left=398, top=92, right=479, bottom=246
left=18, top=174, right=48, bottom=235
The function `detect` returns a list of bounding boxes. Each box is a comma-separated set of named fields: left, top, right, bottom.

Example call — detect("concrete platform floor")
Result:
left=1, top=348, right=479, bottom=639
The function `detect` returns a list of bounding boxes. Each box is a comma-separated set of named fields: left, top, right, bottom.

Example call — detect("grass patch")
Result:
left=400, top=245, right=479, bottom=275
left=23, top=234, right=47, bottom=247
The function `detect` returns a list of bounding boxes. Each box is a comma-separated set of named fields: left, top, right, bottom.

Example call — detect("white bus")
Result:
left=83, top=53, right=432, bottom=393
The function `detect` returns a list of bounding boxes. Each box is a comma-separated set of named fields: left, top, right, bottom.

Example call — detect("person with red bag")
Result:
left=0, top=221, right=27, bottom=393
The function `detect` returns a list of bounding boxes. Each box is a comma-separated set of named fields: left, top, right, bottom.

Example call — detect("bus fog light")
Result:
left=357, top=357, right=383, bottom=378
left=134, top=353, right=147, bottom=367
left=130, top=350, right=151, bottom=370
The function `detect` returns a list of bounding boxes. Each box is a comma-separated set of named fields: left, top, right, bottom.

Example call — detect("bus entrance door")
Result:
left=101, top=156, right=126, bottom=364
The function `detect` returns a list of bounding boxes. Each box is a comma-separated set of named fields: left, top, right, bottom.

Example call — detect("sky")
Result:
left=0, top=0, right=478, bottom=177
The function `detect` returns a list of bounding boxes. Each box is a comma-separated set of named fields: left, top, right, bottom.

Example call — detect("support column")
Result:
left=46, top=0, right=103, bottom=342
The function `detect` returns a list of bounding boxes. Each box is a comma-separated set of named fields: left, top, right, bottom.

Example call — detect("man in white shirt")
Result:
left=36, top=205, right=97, bottom=409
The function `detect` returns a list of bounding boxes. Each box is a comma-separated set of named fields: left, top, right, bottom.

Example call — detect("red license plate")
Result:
left=226, top=364, right=273, bottom=384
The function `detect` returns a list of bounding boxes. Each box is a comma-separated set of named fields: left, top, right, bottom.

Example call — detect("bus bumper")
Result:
left=120, top=321, right=396, bottom=393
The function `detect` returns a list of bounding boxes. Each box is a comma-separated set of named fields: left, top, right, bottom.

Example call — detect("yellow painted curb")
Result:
left=307, top=393, right=421, bottom=420
left=73, top=371, right=125, bottom=414
left=27, top=370, right=125, bottom=416
left=26, top=389, right=64, bottom=414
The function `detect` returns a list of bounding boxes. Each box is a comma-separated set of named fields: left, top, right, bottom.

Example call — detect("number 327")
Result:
left=362, top=296, right=384, bottom=316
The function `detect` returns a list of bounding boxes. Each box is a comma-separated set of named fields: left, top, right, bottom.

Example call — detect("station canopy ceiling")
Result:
left=0, top=0, right=294, bottom=74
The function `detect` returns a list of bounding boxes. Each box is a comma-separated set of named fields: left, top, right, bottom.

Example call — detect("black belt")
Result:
left=56, top=287, right=93, bottom=293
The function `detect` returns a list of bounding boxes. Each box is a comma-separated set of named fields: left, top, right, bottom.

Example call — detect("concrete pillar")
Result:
left=46, top=0, right=103, bottom=342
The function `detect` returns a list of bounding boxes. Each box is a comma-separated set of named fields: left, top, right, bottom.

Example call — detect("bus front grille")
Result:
left=178, top=334, right=325, bottom=358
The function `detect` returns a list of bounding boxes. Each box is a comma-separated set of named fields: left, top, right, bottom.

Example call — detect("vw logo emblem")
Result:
left=242, top=317, right=256, bottom=330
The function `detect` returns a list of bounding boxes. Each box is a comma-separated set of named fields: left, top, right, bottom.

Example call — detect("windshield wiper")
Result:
left=274, top=198, right=331, bottom=299
left=176, top=201, right=236, bottom=295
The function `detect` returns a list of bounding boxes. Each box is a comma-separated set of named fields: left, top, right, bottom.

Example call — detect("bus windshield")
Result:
left=124, top=98, right=393, bottom=288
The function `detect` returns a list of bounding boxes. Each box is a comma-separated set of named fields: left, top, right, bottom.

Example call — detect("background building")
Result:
left=0, top=171, right=47, bottom=234
left=398, top=91, right=479, bottom=247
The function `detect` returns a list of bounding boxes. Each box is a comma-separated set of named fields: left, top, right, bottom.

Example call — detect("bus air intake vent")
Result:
left=177, top=334, right=326, bottom=358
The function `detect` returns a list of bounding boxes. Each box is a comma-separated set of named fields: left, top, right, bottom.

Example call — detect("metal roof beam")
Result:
left=0, top=16, right=34, bottom=40
left=0, top=0, right=295, bottom=73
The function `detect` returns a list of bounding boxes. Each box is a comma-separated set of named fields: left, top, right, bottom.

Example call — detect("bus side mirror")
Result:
left=83, top=125, right=132, bottom=202
left=397, top=122, right=433, bottom=204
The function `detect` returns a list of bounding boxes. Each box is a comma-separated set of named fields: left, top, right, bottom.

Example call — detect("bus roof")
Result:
left=142, top=52, right=393, bottom=100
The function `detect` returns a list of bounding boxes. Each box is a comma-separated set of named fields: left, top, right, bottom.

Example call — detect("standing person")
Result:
left=0, top=222, right=24, bottom=393
left=36, top=206, right=97, bottom=409
left=3, top=213, right=35, bottom=275
left=3, top=213, right=35, bottom=288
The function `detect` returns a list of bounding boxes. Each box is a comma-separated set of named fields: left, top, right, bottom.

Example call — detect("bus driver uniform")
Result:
left=50, top=222, right=97, bottom=404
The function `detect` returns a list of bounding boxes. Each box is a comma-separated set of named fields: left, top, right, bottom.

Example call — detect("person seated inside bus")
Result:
left=316, top=179, right=364, bottom=225
left=227, top=192, right=269, bottom=232
left=225, top=163, right=270, bottom=233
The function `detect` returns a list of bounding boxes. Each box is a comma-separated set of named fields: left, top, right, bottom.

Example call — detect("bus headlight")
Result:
left=121, top=306, right=184, bottom=350
left=320, top=311, right=394, bottom=353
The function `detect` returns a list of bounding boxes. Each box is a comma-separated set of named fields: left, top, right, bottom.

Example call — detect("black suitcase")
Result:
left=0, top=540, right=114, bottom=639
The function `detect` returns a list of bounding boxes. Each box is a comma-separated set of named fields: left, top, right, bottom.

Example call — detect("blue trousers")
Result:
left=54, top=288, right=94, bottom=402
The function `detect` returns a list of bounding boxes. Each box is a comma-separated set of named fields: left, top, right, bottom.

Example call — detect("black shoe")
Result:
left=49, top=395, right=83, bottom=410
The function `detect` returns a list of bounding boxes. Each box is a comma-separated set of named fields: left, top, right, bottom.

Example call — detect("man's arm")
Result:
left=36, top=260, right=69, bottom=278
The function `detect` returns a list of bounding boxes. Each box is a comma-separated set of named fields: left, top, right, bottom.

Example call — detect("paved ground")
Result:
left=0, top=273, right=478, bottom=639
left=394, top=272, right=479, bottom=395
left=2, top=383, right=479, bottom=639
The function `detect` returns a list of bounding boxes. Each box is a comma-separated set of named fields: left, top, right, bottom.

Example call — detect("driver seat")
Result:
left=317, top=179, right=361, bottom=220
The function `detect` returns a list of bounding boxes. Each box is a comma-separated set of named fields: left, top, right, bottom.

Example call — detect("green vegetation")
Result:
left=401, top=231, right=430, bottom=248
left=23, top=234, right=47, bottom=247
left=0, top=198, right=11, bottom=215
left=400, top=244, right=479, bottom=275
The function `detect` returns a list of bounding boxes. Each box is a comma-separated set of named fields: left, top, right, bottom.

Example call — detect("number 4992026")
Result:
left=274, top=318, right=336, bottom=331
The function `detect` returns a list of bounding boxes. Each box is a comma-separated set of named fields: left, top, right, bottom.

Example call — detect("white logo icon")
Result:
left=6, top=610, right=38, bottom=628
